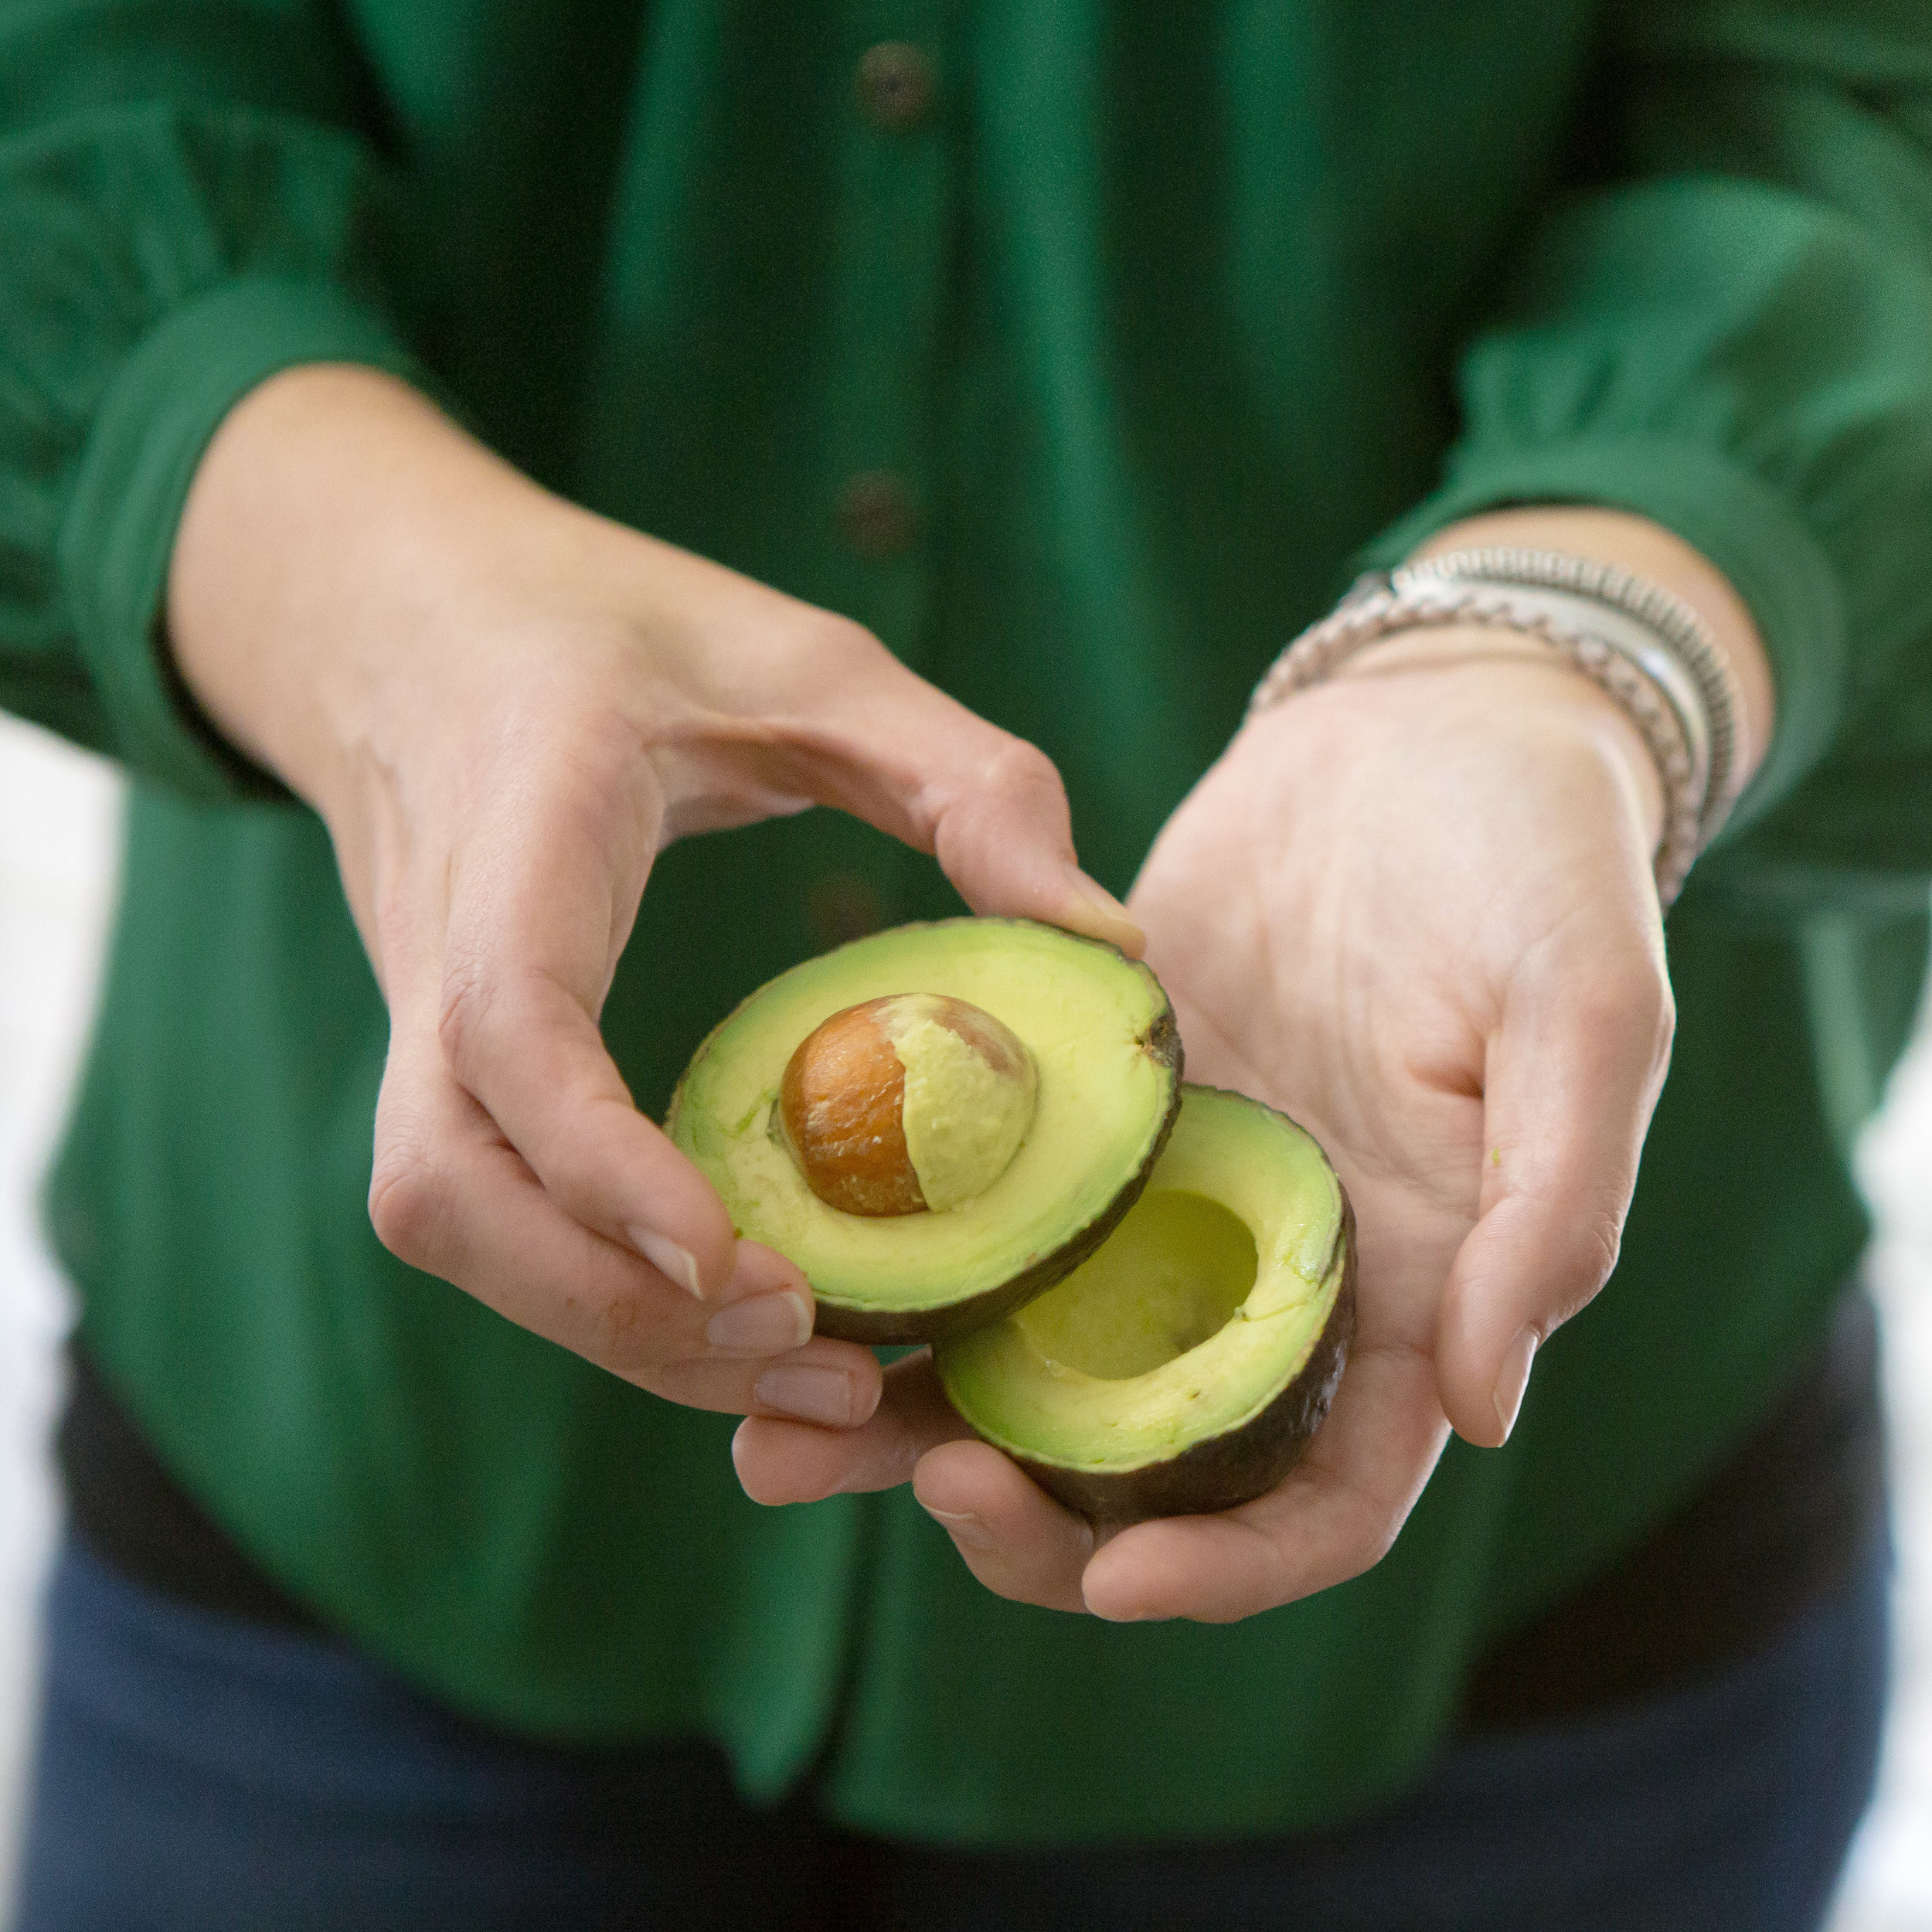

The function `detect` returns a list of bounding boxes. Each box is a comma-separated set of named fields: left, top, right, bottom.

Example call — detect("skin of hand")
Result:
left=165, top=365, right=1143, bottom=1430
left=732, top=506, right=1775, bottom=1620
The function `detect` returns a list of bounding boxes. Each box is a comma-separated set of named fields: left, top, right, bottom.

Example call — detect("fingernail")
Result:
left=1492, top=1328, right=1538, bottom=1443
left=1062, top=867, right=1146, bottom=955
left=754, top=1363, right=855, bottom=1427
left=921, top=1504, right=995, bottom=1551
left=706, top=1291, right=813, bottom=1355
left=629, top=1227, right=702, bottom=1298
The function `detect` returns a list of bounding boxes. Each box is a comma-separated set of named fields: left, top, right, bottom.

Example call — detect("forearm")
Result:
left=0, top=2, right=420, bottom=794
left=167, top=364, right=609, bottom=811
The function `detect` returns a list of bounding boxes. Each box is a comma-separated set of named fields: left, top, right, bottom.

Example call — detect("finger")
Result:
left=920, top=732, right=1145, bottom=957
left=1434, top=936, right=1675, bottom=1448
left=372, top=1030, right=878, bottom=1410
left=741, top=653, right=1145, bottom=956
left=650, top=1338, right=884, bottom=1424
left=370, top=1022, right=720, bottom=1365
left=732, top=1350, right=970, bottom=1502
left=911, top=1438, right=1096, bottom=1614
left=1080, top=1334, right=1450, bottom=1623
left=431, top=751, right=737, bottom=1298
left=737, top=1346, right=1103, bottom=1614
left=652, top=1240, right=883, bottom=1423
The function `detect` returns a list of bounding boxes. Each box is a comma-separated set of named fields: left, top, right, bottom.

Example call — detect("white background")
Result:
left=1, top=713, right=1928, bottom=1924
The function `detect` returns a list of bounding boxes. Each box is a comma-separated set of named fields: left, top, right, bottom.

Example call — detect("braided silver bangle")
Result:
left=1247, top=549, right=1745, bottom=906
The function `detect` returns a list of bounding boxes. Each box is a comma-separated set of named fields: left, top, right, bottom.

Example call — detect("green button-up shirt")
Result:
left=5, top=0, right=1932, bottom=1839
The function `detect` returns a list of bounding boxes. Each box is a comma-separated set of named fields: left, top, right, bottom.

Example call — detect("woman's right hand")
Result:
left=165, top=365, right=1140, bottom=1427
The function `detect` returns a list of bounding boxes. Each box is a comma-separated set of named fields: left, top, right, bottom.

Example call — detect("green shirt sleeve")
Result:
left=0, top=0, right=427, bottom=802
left=1361, top=0, right=1932, bottom=883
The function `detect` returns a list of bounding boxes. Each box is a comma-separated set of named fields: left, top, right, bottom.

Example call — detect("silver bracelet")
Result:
left=1397, top=549, right=1744, bottom=842
left=1248, top=548, right=1747, bottom=906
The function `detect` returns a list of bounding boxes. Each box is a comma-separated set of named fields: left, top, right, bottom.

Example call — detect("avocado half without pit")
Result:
left=667, top=919, right=1183, bottom=1342
left=932, top=1084, right=1356, bottom=1524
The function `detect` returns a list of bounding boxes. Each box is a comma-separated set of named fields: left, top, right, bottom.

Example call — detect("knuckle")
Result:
left=548, top=703, right=650, bottom=802
left=827, top=612, right=883, bottom=658
left=984, top=734, right=1064, bottom=808
left=1557, top=1203, right=1624, bottom=1315
left=594, top=1279, right=669, bottom=1374
left=1304, top=1515, right=1402, bottom=1604
left=1586, top=1204, right=1625, bottom=1283
left=1566, top=957, right=1675, bottom=1075
left=436, top=958, right=498, bottom=1076
left=926, top=735, right=1069, bottom=865
left=794, top=609, right=882, bottom=669
left=536, top=1092, right=645, bottom=1227
left=367, top=1142, right=452, bottom=1271
left=1574, top=960, right=1663, bottom=1032
left=1651, top=978, right=1679, bottom=1064
left=1614, top=955, right=1675, bottom=1053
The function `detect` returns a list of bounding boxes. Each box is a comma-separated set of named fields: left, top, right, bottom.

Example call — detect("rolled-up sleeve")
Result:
left=1359, top=0, right=1932, bottom=886
left=0, top=1, right=427, bottom=802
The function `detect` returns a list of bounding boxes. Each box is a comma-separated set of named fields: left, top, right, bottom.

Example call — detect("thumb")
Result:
left=794, top=658, right=1144, bottom=956
left=926, top=731, right=1145, bottom=956
left=1434, top=947, right=1675, bottom=1447
left=750, top=638, right=1144, bottom=954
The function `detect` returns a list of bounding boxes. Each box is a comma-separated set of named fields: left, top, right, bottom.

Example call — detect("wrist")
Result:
left=1259, top=642, right=1667, bottom=856
left=1244, top=509, right=1766, bottom=905
left=1329, top=626, right=1662, bottom=854
left=1410, top=506, right=1774, bottom=794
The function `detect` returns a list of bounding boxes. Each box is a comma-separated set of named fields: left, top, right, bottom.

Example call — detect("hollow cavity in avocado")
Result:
left=933, top=1084, right=1356, bottom=1523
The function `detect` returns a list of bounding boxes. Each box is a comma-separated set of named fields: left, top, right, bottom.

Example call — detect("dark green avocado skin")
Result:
left=811, top=1005, right=1185, bottom=1345
left=1009, top=1194, right=1358, bottom=1525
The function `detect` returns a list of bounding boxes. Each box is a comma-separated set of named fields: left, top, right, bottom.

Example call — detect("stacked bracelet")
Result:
left=1247, top=547, right=1748, bottom=906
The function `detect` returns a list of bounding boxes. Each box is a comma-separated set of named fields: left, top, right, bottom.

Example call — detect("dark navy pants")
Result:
left=14, top=1530, right=1889, bottom=1932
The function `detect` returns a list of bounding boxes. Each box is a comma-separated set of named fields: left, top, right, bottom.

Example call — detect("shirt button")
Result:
left=836, top=471, right=919, bottom=558
left=854, top=42, right=936, bottom=134
left=809, top=872, right=884, bottom=948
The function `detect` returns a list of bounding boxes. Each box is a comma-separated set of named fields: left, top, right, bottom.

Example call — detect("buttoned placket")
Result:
left=803, top=8, right=959, bottom=948
left=818, top=9, right=954, bottom=665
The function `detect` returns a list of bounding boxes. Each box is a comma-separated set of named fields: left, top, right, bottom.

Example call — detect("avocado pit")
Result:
left=778, top=993, right=1039, bottom=1216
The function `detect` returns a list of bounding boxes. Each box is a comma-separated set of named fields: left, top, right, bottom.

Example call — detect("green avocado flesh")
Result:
left=933, top=1085, right=1352, bottom=1516
left=667, top=920, right=1181, bottom=1340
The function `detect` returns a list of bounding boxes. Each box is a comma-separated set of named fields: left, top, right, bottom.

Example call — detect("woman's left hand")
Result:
left=732, top=510, right=1770, bottom=1622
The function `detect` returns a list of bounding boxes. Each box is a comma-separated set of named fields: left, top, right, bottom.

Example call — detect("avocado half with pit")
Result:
left=666, top=919, right=1182, bottom=1342
left=933, top=1084, right=1356, bottom=1524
